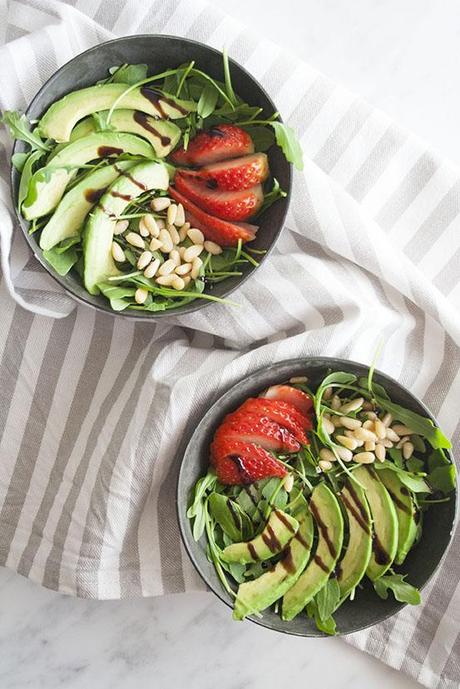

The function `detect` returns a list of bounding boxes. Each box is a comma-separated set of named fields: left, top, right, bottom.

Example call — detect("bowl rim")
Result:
left=10, top=33, right=292, bottom=320
left=176, top=355, right=458, bottom=637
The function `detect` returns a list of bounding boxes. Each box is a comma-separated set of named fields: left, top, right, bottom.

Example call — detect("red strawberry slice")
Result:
left=210, top=438, right=287, bottom=485
left=180, top=153, right=269, bottom=191
left=215, top=413, right=301, bottom=453
left=168, top=187, right=257, bottom=246
left=175, top=172, right=263, bottom=221
left=238, top=398, right=311, bottom=442
left=171, top=124, right=254, bottom=166
left=262, top=385, right=313, bottom=417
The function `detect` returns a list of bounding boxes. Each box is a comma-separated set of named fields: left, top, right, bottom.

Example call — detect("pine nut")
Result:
left=174, top=203, right=185, bottom=227
left=382, top=413, right=393, bottom=427
left=322, top=418, right=335, bottom=435
left=354, top=427, right=377, bottom=442
left=191, top=257, right=203, bottom=280
left=158, top=259, right=176, bottom=276
left=175, top=262, right=192, bottom=276
left=319, top=460, right=333, bottom=472
left=204, top=240, right=223, bottom=255
left=183, top=276, right=191, bottom=286
left=374, top=419, right=386, bottom=439
left=142, top=214, right=160, bottom=237
left=363, top=419, right=375, bottom=430
left=375, top=444, right=386, bottom=462
left=151, top=197, right=171, bottom=212
left=167, top=203, right=178, bottom=226
left=144, top=259, right=160, bottom=279
left=319, top=448, right=336, bottom=463
left=137, top=251, right=153, bottom=270
left=159, top=229, right=173, bottom=253
left=171, top=275, right=185, bottom=291
left=331, top=395, right=341, bottom=410
left=354, top=451, right=375, bottom=464
left=289, top=376, right=308, bottom=384
left=331, top=415, right=343, bottom=428
left=187, top=228, right=205, bottom=245
left=179, top=222, right=190, bottom=242
left=365, top=411, right=378, bottom=420
left=392, top=424, right=415, bottom=436
left=402, top=442, right=414, bottom=460
left=149, top=237, right=163, bottom=251
left=365, top=440, right=376, bottom=452
left=184, top=244, right=204, bottom=262
left=111, top=242, right=125, bottom=262
left=386, top=428, right=400, bottom=442
left=396, top=436, right=410, bottom=450
left=341, top=416, right=362, bottom=430
left=382, top=438, right=394, bottom=448
left=335, top=446, right=353, bottom=462
left=323, top=387, right=333, bottom=400
left=114, top=219, right=129, bottom=235
left=126, top=232, right=145, bottom=249
left=336, top=435, right=358, bottom=451
left=340, top=397, right=364, bottom=414
left=134, top=287, right=148, bottom=304
left=156, top=274, right=176, bottom=286
left=139, top=220, right=150, bottom=237
left=156, top=218, right=166, bottom=230
left=362, top=400, right=374, bottom=410
left=283, top=474, right=294, bottom=493
left=168, top=224, right=180, bottom=245
left=169, top=249, right=181, bottom=266
left=178, top=246, right=187, bottom=259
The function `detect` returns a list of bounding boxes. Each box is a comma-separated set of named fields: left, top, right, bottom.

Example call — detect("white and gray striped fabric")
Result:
left=1, top=0, right=459, bottom=686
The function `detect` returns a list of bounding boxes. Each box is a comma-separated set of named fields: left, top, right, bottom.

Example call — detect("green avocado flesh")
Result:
left=233, top=508, right=313, bottom=620
left=70, top=110, right=181, bottom=159
left=378, top=468, right=418, bottom=565
left=336, top=481, right=372, bottom=599
left=39, top=161, right=133, bottom=250
left=39, top=83, right=196, bottom=142
left=222, top=509, right=299, bottom=564
left=353, top=466, right=398, bottom=580
left=22, top=132, right=153, bottom=220
left=83, top=160, right=169, bottom=295
left=282, top=484, right=344, bottom=621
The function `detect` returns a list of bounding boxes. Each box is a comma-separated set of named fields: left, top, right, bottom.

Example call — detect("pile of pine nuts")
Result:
left=317, top=390, right=423, bottom=472
left=111, top=196, right=223, bottom=305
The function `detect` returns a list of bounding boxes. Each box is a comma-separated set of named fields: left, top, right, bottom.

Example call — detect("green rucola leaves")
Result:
left=1, top=110, right=50, bottom=152
left=373, top=573, right=421, bottom=605
left=271, top=121, right=304, bottom=171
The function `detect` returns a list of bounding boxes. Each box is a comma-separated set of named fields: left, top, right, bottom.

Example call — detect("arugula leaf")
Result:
left=428, top=465, right=456, bottom=494
left=222, top=48, right=237, bottom=106
left=405, top=456, right=425, bottom=474
left=18, top=149, right=45, bottom=210
left=306, top=599, right=337, bottom=635
left=96, top=282, right=136, bottom=311
left=373, top=573, right=421, bottom=605
left=315, top=578, right=341, bottom=621
left=428, top=448, right=450, bottom=472
left=208, top=492, right=253, bottom=541
left=1, top=110, right=50, bottom=151
left=11, top=152, right=29, bottom=172
left=43, top=245, right=79, bottom=276
left=257, top=178, right=287, bottom=216
left=271, top=121, right=303, bottom=170
left=91, top=111, right=115, bottom=132
left=241, top=125, right=275, bottom=152
left=110, top=63, right=148, bottom=85
left=197, top=82, right=219, bottom=119
left=374, top=462, right=431, bottom=493
left=375, top=396, right=451, bottom=450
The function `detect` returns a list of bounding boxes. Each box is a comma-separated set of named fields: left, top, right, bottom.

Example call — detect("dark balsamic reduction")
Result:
left=261, top=524, right=282, bottom=553
left=84, top=187, right=107, bottom=204
left=140, top=87, right=189, bottom=117
left=98, top=145, right=123, bottom=157
left=274, top=510, right=296, bottom=533
left=309, top=500, right=337, bottom=559
left=314, top=554, right=329, bottom=573
left=133, top=110, right=171, bottom=147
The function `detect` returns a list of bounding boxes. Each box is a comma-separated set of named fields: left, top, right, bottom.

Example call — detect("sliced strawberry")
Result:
left=168, top=187, right=257, bottom=246
left=210, top=438, right=287, bottom=485
left=180, top=153, right=269, bottom=191
left=175, top=172, right=263, bottom=221
left=238, top=398, right=311, bottom=442
left=215, top=413, right=300, bottom=453
left=262, top=385, right=313, bottom=417
left=171, top=124, right=254, bottom=166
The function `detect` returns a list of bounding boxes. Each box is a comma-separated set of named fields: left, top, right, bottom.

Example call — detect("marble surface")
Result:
left=2, top=0, right=458, bottom=687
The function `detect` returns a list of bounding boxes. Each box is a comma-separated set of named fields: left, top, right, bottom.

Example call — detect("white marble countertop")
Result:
left=2, top=1, right=458, bottom=687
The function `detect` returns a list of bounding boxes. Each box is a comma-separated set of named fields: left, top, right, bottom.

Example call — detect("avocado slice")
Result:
left=39, top=161, right=133, bottom=250
left=83, top=160, right=169, bottom=295
left=353, top=466, right=398, bottom=580
left=233, top=507, right=314, bottom=620
left=378, top=468, right=418, bottom=565
left=22, top=132, right=153, bottom=220
left=282, top=484, right=344, bottom=621
left=222, top=509, right=299, bottom=564
left=39, top=83, right=196, bottom=142
left=70, top=111, right=181, bottom=159
left=336, top=481, right=372, bottom=599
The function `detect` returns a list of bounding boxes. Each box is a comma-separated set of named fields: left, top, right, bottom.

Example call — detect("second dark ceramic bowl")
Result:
left=177, top=357, right=457, bottom=636
left=11, top=34, right=292, bottom=319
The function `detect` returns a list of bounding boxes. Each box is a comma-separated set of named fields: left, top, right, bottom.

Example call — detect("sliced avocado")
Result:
left=222, top=509, right=299, bottom=564
left=83, top=160, right=169, bottom=295
left=282, top=484, right=344, bottom=621
left=39, top=161, right=133, bottom=250
left=336, top=481, right=372, bottom=599
left=22, top=132, right=153, bottom=220
left=353, top=466, right=398, bottom=580
left=378, top=469, right=418, bottom=565
left=70, top=111, right=181, bottom=159
left=233, top=507, right=314, bottom=620
left=39, top=83, right=196, bottom=142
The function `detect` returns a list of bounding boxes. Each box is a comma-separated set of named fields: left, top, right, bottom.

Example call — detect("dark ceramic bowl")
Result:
left=177, top=357, right=457, bottom=636
left=10, top=35, right=292, bottom=319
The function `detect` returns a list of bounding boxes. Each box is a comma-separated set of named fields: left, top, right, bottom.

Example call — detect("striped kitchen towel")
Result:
left=1, top=0, right=459, bottom=687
